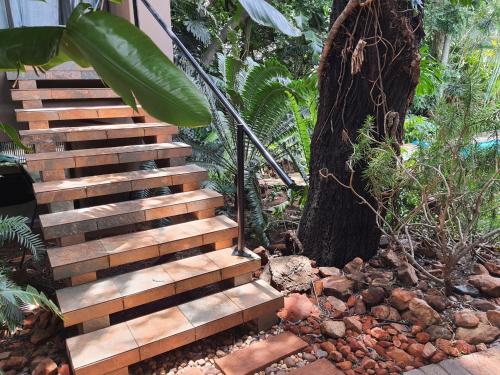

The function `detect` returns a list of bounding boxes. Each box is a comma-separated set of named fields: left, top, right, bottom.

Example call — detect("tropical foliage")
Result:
left=0, top=3, right=211, bottom=127
left=0, top=215, right=60, bottom=332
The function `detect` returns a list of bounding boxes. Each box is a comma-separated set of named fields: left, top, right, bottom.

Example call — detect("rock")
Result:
left=343, top=317, right=363, bottom=333
left=476, top=343, right=488, bottom=351
left=320, top=341, right=336, bottom=354
left=354, top=298, right=366, bottom=314
left=386, top=348, right=415, bottom=367
left=472, top=298, right=498, bottom=311
left=407, top=343, right=424, bottom=357
left=325, top=296, right=347, bottom=318
left=302, top=353, right=316, bottom=362
left=343, top=257, right=363, bottom=274
left=472, top=263, right=489, bottom=275
left=261, top=256, right=314, bottom=292
left=381, top=249, right=402, bottom=268
left=415, top=332, right=431, bottom=344
left=486, top=310, right=500, bottom=328
left=430, top=350, right=447, bottom=363
left=32, top=358, right=58, bottom=375
left=313, top=280, right=324, bottom=296
left=422, top=342, right=437, bottom=359
left=337, top=361, right=352, bottom=370
left=468, top=274, right=500, bottom=297
left=370, top=327, right=390, bottom=341
left=322, top=276, right=354, bottom=300
left=318, top=267, right=341, bottom=278
left=277, top=293, right=319, bottom=321
left=455, top=340, right=476, bottom=355
left=371, top=305, right=401, bottom=320
left=425, top=325, right=452, bottom=341
left=436, top=338, right=459, bottom=357
left=474, top=311, right=489, bottom=324
left=253, top=246, right=269, bottom=265
left=408, top=298, right=440, bottom=327
left=454, top=310, right=480, bottom=328
left=452, top=284, right=481, bottom=298
left=455, top=323, right=500, bottom=344
left=397, top=263, right=418, bottom=286
left=1, top=356, right=27, bottom=370
left=484, top=262, right=500, bottom=277
left=0, top=352, right=10, bottom=360
left=424, top=293, right=447, bottom=312
left=30, top=325, right=57, bottom=345
left=315, top=349, right=328, bottom=359
left=380, top=235, right=390, bottom=248
left=390, top=288, right=416, bottom=311
left=320, top=320, right=346, bottom=339
left=362, top=286, right=386, bottom=306
left=361, top=357, right=377, bottom=369
left=57, top=364, right=70, bottom=375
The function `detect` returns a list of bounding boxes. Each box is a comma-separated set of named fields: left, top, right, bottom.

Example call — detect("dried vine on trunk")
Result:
left=299, top=0, right=424, bottom=267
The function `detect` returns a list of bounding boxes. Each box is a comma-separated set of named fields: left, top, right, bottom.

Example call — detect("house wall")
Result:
left=0, top=0, right=173, bottom=140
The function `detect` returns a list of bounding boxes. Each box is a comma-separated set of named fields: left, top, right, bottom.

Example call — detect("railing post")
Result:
left=132, top=0, right=140, bottom=27
left=236, top=123, right=245, bottom=255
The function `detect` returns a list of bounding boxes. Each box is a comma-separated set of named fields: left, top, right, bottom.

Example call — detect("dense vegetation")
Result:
left=0, top=0, right=497, bottom=330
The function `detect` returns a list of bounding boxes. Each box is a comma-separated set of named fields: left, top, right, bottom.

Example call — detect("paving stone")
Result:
left=215, top=332, right=308, bottom=375
left=289, top=359, right=343, bottom=375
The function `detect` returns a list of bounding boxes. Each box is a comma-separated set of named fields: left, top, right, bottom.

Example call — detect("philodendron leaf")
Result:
left=238, top=0, right=301, bottom=37
left=0, top=123, right=30, bottom=151
left=63, top=4, right=211, bottom=127
left=0, top=27, right=65, bottom=71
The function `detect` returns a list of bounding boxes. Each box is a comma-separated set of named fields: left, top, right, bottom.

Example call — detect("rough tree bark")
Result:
left=298, top=0, right=424, bottom=267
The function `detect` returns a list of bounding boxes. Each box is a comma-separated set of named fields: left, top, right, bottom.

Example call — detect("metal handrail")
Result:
left=135, top=0, right=297, bottom=253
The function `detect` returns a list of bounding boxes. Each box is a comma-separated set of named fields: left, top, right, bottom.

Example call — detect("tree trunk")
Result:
left=440, top=34, right=452, bottom=66
left=298, top=0, right=424, bottom=267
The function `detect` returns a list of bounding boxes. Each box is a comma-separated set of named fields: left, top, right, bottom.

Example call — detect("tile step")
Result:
left=66, top=280, right=284, bottom=375
left=48, top=215, right=238, bottom=280
left=57, top=247, right=261, bottom=327
left=25, top=142, right=191, bottom=171
left=20, top=122, right=177, bottom=143
left=40, top=188, right=223, bottom=240
left=16, top=104, right=146, bottom=122
left=33, top=164, right=207, bottom=204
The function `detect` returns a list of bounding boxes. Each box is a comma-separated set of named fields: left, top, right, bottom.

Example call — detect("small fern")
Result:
left=0, top=216, right=45, bottom=259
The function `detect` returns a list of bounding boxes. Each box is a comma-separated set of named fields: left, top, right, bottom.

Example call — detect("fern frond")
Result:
left=0, top=216, right=45, bottom=259
left=0, top=272, right=61, bottom=332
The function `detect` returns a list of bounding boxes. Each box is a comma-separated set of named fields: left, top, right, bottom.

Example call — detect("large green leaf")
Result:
left=0, top=27, right=64, bottom=71
left=63, top=5, right=211, bottom=127
left=0, top=123, right=30, bottom=151
left=239, top=0, right=301, bottom=37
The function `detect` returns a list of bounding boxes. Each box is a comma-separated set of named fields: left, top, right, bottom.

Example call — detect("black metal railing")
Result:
left=134, top=0, right=297, bottom=254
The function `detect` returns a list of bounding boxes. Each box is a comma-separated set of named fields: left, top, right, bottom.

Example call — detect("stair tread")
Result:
left=17, top=104, right=140, bottom=113
left=12, top=88, right=119, bottom=101
left=26, top=142, right=188, bottom=160
left=57, top=248, right=261, bottom=327
left=20, top=122, right=177, bottom=142
left=66, top=280, right=283, bottom=375
left=39, top=189, right=223, bottom=239
left=25, top=142, right=191, bottom=171
left=32, top=164, right=207, bottom=204
left=48, top=215, right=238, bottom=279
left=16, top=104, right=146, bottom=122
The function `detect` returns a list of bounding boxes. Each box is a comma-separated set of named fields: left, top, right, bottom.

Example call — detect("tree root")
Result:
left=318, top=0, right=360, bottom=82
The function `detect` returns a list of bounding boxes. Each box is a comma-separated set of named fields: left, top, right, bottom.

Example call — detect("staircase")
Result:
left=9, top=64, right=283, bottom=375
